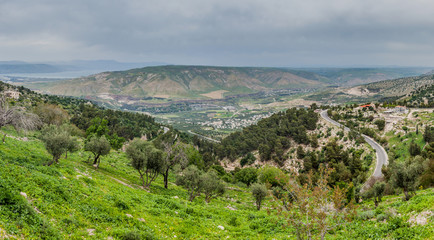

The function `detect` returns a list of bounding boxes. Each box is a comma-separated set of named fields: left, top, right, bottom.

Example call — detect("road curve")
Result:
left=320, top=110, right=388, bottom=178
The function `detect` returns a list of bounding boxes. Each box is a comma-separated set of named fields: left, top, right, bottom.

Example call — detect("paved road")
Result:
left=187, top=130, right=221, bottom=143
left=320, top=111, right=388, bottom=178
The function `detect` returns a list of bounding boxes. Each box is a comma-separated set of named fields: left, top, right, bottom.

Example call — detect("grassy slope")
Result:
left=0, top=128, right=433, bottom=239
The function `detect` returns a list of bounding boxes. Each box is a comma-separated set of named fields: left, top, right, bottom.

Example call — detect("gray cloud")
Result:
left=1, top=0, right=434, bottom=66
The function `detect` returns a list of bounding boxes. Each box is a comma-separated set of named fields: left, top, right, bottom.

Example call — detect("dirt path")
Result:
left=76, top=164, right=148, bottom=191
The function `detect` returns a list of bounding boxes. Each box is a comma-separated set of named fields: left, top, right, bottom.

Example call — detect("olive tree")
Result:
left=84, top=135, right=111, bottom=169
left=176, top=165, right=202, bottom=202
left=363, top=181, right=386, bottom=208
left=201, top=170, right=225, bottom=203
left=251, top=183, right=268, bottom=210
left=126, top=139, right=163, bottom=189
left=40, top=125, right=77, bottom=166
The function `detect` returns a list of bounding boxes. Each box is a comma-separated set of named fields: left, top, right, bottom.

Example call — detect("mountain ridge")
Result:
left=26, top=65, right=328, bottom=100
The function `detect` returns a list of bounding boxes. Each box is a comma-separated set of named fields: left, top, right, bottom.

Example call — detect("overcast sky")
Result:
left=1, top=0, right=434, bottom=67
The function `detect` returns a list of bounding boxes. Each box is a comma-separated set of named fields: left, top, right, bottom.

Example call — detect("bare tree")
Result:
left=161, top=140, right=188, bottom=189
left=0, top=96, right=40, bottom=143
left=272, top=165, right=356, bottom=240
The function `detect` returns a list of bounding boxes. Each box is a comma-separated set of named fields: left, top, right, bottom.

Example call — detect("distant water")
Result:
left=0, top=70, right=103, bottom=79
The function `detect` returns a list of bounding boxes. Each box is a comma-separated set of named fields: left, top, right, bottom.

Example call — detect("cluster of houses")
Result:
left=2, top=90, right=20, bottom=100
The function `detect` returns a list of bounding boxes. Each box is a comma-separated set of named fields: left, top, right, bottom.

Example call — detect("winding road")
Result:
left=320, top=111, right=388, bottom=179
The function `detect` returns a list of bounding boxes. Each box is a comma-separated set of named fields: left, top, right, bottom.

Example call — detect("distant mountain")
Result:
left=54, top=60, right=168, bottom=72
left=26, top=65, right=327, bottom=100
left=0, top=63, right=63, bottom=74
left=0, top=60, right=168, bottom=77
left=298, top=67, right=432, bottom=86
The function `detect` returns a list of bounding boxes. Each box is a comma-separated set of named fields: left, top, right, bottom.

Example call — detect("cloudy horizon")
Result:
left=1, top=0, right=434, bottom=67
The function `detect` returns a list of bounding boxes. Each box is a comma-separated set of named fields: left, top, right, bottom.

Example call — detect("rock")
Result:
left=126, top=214, right=133, bottom=218
left=87, top=229, right=95, bottom=236
left=408, top=211, right=432, bottom=226
left=217, top=225, right=224, bottom=230
left=20, top=192, right=27, bottom=199
left=225, top=205, right=236, bottom=211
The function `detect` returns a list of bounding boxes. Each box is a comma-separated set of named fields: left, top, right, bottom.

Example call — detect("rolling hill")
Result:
left=306, top=73, right=434, bottom=104
left=299, top=67, right=432, bottom=86
left=23, top=65, right=327, bottom=100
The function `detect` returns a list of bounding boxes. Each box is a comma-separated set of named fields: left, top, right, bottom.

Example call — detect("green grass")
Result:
left=0, top=129, right=287, bottom=239
left=1, top=128, right=433, bottom=239
left=386, top=131, right=425, bottom=162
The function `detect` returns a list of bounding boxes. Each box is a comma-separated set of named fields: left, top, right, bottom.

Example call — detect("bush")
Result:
left=234, top=167, right=257, bottom=186
left=358, top=210, right=375, bottom=220
left=258, top=165, right=284, bottom=187
left=240, top=152, right=256, bottom=167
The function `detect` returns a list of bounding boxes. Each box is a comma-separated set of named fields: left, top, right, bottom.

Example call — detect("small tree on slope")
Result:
left=201, top=170, right=225, bottom=203
left=272, top=165, right=356, bottom=240
left=176, top=165, right=203, bottom=202
left=160, top=140, right=188, bottom=189
left=126, top=139, right=163, bottom=189
left=40, top=125, right=77, bottom=166
left=251, top=183, right=268, bottom=211
left=84, top=135, right=111, bottom=169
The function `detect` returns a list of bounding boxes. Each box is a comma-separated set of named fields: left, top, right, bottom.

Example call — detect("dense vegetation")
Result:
left=197, top=108, right=318, bottom=163
left=0, top=81, right=164, bottom=141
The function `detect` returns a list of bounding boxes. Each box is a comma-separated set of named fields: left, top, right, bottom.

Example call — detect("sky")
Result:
left=1, top=0, right=434, bottom=67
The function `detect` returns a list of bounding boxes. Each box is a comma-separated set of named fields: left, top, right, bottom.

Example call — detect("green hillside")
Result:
left=1, top=128, right=433, bottom=239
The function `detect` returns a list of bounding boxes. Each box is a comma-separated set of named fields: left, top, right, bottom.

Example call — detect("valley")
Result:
left=0, top=75, right=433, bottom=239
left=7, top=66, right=432, bottom=139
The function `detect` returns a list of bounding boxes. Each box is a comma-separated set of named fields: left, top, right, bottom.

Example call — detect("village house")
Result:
left=3, top=90, right=20, bottom=100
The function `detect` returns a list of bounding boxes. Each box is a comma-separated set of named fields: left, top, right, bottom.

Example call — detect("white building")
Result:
left=3, top=90, right=20, bottom=100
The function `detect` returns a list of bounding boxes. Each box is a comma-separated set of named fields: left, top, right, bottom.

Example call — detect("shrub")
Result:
left=234, top=167, right=257, bottom=186
left=258, top=165, right=284, bottom=187
left=358, top=210, right=375, bottom=220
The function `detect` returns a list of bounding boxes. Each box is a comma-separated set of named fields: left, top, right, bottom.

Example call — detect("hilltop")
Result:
left=21, top=65, right=327, bottom=101
left=306, top=73, right=434, bottom=105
